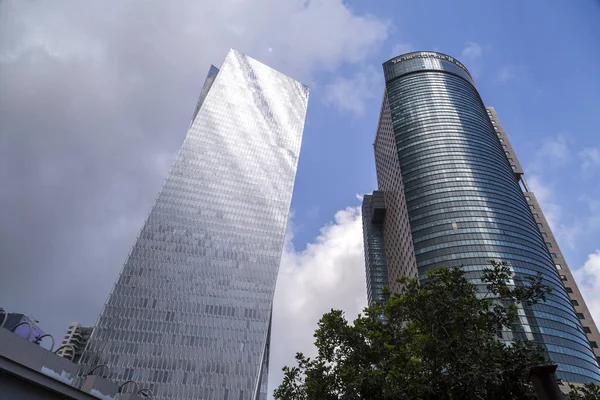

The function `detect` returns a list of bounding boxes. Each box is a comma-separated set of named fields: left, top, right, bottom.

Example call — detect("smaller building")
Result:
left=362, top=191, right=389, bottom=305
left=1, top=312, right=46, bottom=343
left=57, top=322, right=93, bottom=364
left=1, top=317, right=150, bottom=399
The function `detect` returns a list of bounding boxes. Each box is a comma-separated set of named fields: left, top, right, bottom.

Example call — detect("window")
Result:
left=555, top=264, right=561, bottom=269
left=537, top=223, right=543, bottom=229
left=566, top=287, right=573, bottom=293
left=542, top=232, right=548, bottom=238
left=583, top=326, right=592, bottom=334
left=525, top=196, right=531, bottom=201
left=502, top=145, right=507, bottom=149
left=591, top=341, right=598, bottom=349
left=499, top=138, right=504, bottom=142
left=529, top=205, right=535, bottom=209
left=571, top=299, right=579, bottom=306
left=533, top=213, right=539, bottom=218
left=505, top=151, right=511, bottom=156
left=546, top=242, right=552, bottom=248
left=508, top=158, right=514, bottom=162
left=551, top=253, right=558, bottom=259
left=511, top=165, right=517, bottom=170
left=577, top=313, right=585, bottom=319
left=560, top=275, right=568, bottom=281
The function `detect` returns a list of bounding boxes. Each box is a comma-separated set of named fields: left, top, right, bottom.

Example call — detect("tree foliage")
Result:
left=566, top=382, right=600, bottom=400
left=274, top=261, right=564, bottom=400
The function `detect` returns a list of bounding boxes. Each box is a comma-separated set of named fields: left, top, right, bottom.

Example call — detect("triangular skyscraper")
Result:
left=81, top=49, right=309, bottom=400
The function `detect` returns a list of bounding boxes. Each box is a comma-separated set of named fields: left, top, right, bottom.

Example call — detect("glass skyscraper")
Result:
left=81, top=49, right=309, bottom=399
left=362, top=51, right=600, bottom=384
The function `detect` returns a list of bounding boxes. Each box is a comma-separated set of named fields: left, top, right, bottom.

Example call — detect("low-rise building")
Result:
left=57, top=322, right=93, bottom=364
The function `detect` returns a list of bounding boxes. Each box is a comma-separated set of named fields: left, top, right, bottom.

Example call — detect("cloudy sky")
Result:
left=1, top=0, right=600, bottom=396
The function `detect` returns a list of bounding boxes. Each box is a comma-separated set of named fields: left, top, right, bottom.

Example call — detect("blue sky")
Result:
left=1, top=0, right=600, bottom=396
left=293, top=0, right=600, bottom=265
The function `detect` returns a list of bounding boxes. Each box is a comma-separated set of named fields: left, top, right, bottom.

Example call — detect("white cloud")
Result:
left=579, top=147, right=600, bottom=171
left=526, top=174, right=581, bottom=250
left=323, top=65, right=383, bottom=115
left=0, top=0, right=390, bottom=83
left=390, top=42, right=413, bottom=57
left=497, top=66, right=516, bottom=82
left=527, top=174, right=561, bottom=230
left=0, top=0, right=388, bottom=347
left=461, top=41, right=482, bottom=63
left=496, top=65, right=517, bottom=83
left=528, top=136, right=570, bottom=180
left=535, top=136, right=570, bottom=166
left=526, top=136, right=571, bottom=224
left=577, top=196, right=600, bottom=239
left=460, top=41, right=483, bottom=78
left=495, top=65, right=530, bottom=84
left=526, top=136, right=600, bottom=250
left=269, top=205, right=367, bottom=396
left=525, top=135, right=579, bottom=249
left=573, top=250, right=600, bottom=325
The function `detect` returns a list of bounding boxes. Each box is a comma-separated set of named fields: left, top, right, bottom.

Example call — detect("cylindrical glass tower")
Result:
left=382, top=51, right=600, bottom=384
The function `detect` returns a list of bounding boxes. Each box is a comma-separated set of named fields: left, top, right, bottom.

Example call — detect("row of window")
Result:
left=403, top=164, right=524, bottom=199
left=387, top=75, right=480, bottom=111
left=400, top=141, right=508, bottom=172
left=394, top=112, right=500, bottom=141
left=409, top=206, right=548, bottom=242
left=545, top=344, right=600, bottom=380
left=384, top=59, right=475, bottom=87
left=395, top=118, right=502, bottom=149
left=402, top=158, right=518, bottom=188
left=400, top=153, right=519, bottom=185
left=410, top=213, right=541, bottom=241
left=415, top=246, right=561, bottom=283
left=408, top=195, right=539, bottom=227
left=405, top=178, right=532, bottom=211
left=403, top=172, right=525, bottom=204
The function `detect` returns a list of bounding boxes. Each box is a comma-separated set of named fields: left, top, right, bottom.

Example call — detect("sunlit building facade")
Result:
left=81, top=49, right=309, bottom=399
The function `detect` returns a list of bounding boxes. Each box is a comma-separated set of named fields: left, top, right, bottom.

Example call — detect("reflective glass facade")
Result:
left=369, top=93, right=418, bottom=296
left=361, top=191, right=389, bottom=305
left=487, top=106, right=600, bottom=367
left=80, top=49, right=309, bottom=399
left=364, top=51, right=600, bottom=384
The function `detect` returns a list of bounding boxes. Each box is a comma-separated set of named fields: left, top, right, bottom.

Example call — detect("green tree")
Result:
left=566, top=382, right=600, bottom=400
left=274, top=261, right=557, bottom=400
